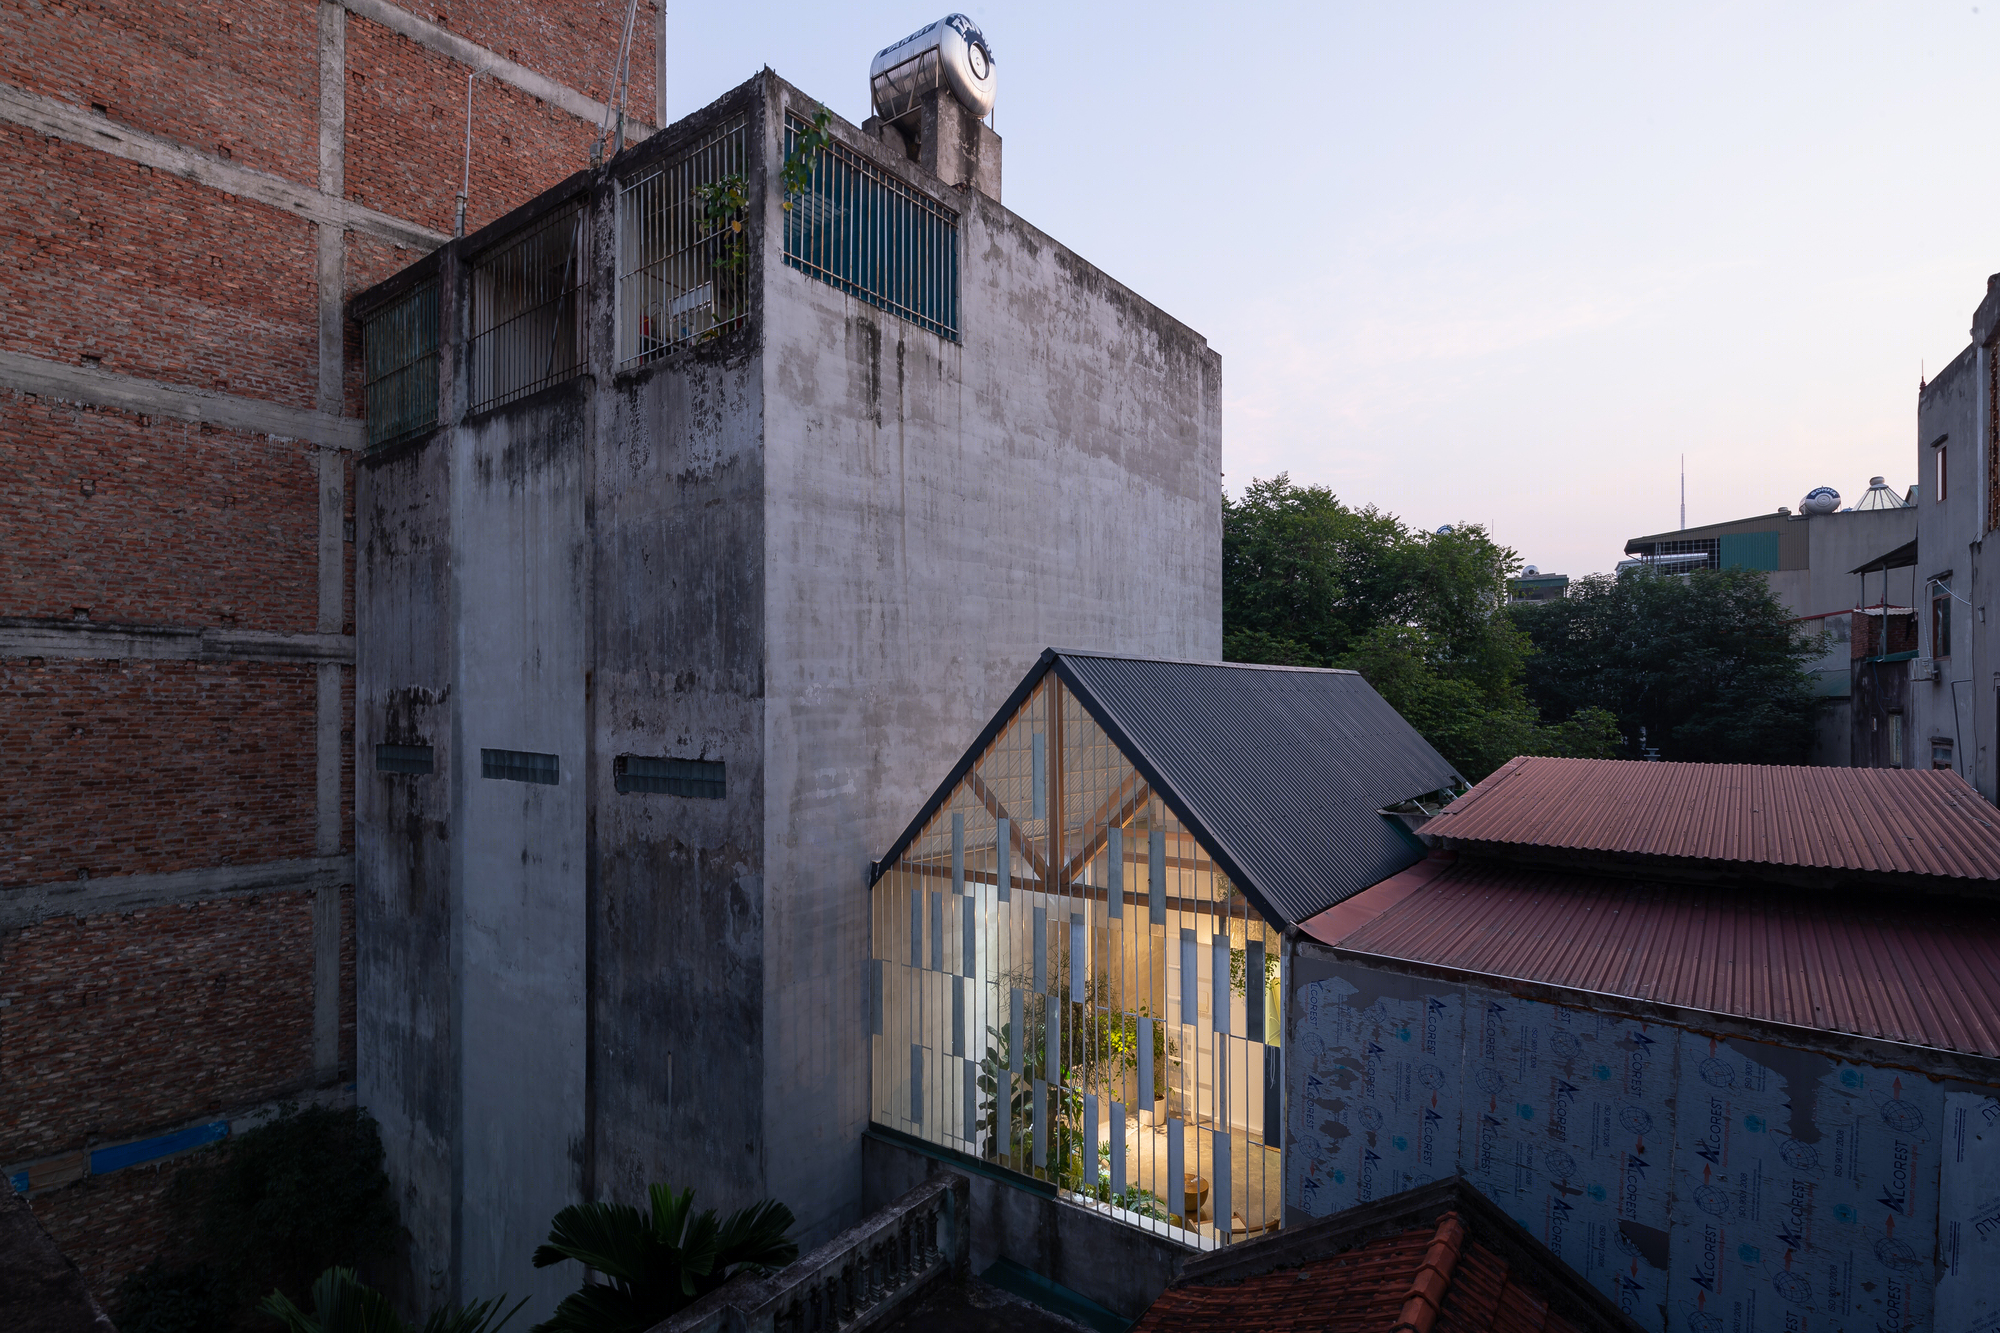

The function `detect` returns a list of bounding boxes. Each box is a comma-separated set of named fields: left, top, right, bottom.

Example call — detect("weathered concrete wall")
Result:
left=450, top=384, right=592, bottom=1320
left=353, top=67, right=1223, bottom=1310
left=755, top=76, right=1223, bottom=1245
left=590, top=349, right=769, bottom=1212
left=861, top=1133, right=1185, bottom=1320
left=355, top=421, right=457, bottom=1308
left=1915, top=341, right=1989, bottom=796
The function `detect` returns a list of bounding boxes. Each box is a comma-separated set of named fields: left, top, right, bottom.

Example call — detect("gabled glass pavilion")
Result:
left=869, top=651, right=1462, bottom=1250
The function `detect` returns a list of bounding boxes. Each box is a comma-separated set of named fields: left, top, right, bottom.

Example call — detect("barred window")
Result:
left=469, top=201, right=586, bottom=415
left=617, top=122, right=752, bottom=365
left=783, top=115, right=960, bottom=341
left=362, top=280, right=439, bottom=449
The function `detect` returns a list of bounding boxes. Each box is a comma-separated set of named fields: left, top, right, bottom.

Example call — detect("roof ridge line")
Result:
left=1391, top=1211, right=1466, bottom=1333
left=1049, top=647, right=1359, bottom=675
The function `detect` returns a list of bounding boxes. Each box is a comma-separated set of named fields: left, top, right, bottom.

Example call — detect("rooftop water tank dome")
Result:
left=1799, top=486, right=1841, bottom=516
left=1853, top=476, right=1909, bottom=511
left=1523, top=565, right=1539, bottom=576
left=870, top=14, right=996, bottom=122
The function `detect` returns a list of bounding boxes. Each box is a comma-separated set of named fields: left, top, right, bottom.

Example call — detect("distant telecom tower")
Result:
left=1680, top=454, right=1686, bottom=530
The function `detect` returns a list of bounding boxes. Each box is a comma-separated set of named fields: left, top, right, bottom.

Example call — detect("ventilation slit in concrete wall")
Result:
left=614, top=755, right=724, bottom=797
left=481, top=748, right=559, bottom=785
left=375, top=743, right=434, bottom=775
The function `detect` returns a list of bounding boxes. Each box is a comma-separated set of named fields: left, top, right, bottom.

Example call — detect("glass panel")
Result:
left=870, top=675, right=1282, bottom=1251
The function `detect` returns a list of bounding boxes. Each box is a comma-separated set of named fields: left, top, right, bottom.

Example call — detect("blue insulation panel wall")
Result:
left=1287, top=953, right=2000, bottom=1333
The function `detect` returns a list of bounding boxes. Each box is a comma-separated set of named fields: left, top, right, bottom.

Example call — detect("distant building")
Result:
left=1904, top=276, right=2000, bottom=801
left=1507, top=566, right=1568, bottom=604
left=1621, top=479, right=1917, bottom=765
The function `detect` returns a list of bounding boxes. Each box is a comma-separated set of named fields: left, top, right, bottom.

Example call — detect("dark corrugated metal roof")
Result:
left=1054, top=653, right=1461, bottom=925
left=1426, top=756, right=2000, bottom=880
left=1302, top=855, right=2000, bottom=1062
left=869, top=651, right=1462, bottom=927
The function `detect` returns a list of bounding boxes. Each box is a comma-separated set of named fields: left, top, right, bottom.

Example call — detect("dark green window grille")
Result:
left=375, top=743, right=434, bottom=775
left=615, top=755, right=725, bottom=798
left=362, top=280, right=439, bottom=449
left=782, top=115, right=959, bottom=341
left=481, top=748, right=559, bottom=785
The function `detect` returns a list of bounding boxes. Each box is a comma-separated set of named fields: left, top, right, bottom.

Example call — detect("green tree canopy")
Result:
left=1222, top=475, right=1616, bottom=779
left=1510, top=568, right=1827, bottom=763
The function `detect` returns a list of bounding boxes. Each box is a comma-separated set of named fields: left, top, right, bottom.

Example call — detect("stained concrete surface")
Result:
left=875, top=1278, right=1098, bottom=1333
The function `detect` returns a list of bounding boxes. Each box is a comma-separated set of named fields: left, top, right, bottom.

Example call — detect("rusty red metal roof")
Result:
left=1424, top=756, right=2000, bottom=880
left=1302, top=855, right=2000, bottom=1061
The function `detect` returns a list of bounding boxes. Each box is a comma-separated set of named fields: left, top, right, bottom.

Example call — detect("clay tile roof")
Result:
left=1424, top=756, right=2000, bottom=880
left=1131, top=1179, right=1641, bottom=1333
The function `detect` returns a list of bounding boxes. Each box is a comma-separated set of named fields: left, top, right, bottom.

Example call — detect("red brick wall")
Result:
left=0, top=894, right=316, bottom=1164
left=0, top=659, right=318, bottom=888
left=0, top=391, right=320, bottom=630
left=345, top=15, right=601, bottom=237
left=0, top=126, right=318, bottom=406
left=27, top=1159, right=182, bottom=1305
left=0, top=0, right=319, bottom=186
left=438, top=0, right=659, bottom=115
left=1, top=0, right=652, bottom=1296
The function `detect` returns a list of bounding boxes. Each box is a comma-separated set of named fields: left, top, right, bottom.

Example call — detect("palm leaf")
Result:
left=530, top=1280, right=648, bottom=1333
left=423, top=1294, right=528, bottom=1333
left=673, top=1209, right=723, bottom=1294
left=712, top=1199, right=799, bottom=1273
left=647, top=1184, right=696, bottom=1246
left=531, top=1201, right=652, bottom=1282
left=260, top=1267, right=410, bottom=1333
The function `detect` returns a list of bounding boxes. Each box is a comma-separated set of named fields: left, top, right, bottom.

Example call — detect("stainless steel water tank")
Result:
left=869, top=14, right=996, bottom=122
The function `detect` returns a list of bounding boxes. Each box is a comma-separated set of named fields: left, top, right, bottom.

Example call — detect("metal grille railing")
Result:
left=362, top=280, right=439, bottom=449
left=618, top=122, right=751, bottom=365
left=468, top=201, right=586, bottom=415
left=783, top=115, right=960, bottom=341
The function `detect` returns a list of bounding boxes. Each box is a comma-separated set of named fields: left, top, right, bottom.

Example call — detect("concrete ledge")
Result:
left=0, top=616, right=355, bottom=664
left=340, top=0, right=649, bottom=136
left=0, top=82, right=443, bottom=252
left=1, top=855, right=355, bottom=929
left=861, top=1130, right=1183, bottom=1322
left=0, top=350, right=365, bottom=451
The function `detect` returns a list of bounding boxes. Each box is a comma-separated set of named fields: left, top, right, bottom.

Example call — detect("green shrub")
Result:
left=114, top=1260, right=234, bottom=1333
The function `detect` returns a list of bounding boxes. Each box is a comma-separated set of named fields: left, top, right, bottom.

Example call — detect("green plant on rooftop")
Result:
left=260, top=1266, right=524, bottom=1333
left=692, top=174, right=749, bottom=335
left=531, top=1184, right=799, bottom=1333
left=780, top=107, right=834, bottom=208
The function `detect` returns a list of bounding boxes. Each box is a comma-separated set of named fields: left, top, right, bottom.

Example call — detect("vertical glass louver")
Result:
left=871, top=675, right=1283, bottom=1250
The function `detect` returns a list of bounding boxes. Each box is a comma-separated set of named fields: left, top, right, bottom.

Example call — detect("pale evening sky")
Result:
left=659, top=2, right=1999, bottom=578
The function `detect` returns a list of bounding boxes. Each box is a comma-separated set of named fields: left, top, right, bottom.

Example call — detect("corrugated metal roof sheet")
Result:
left=1054, top=652, right=1463, bottom=926
left=869, top=651, right=1462, bottom=927
left=1303, top=856, right=2000, bottom=1061
left=1425, top=756, right=2000, bottom=880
